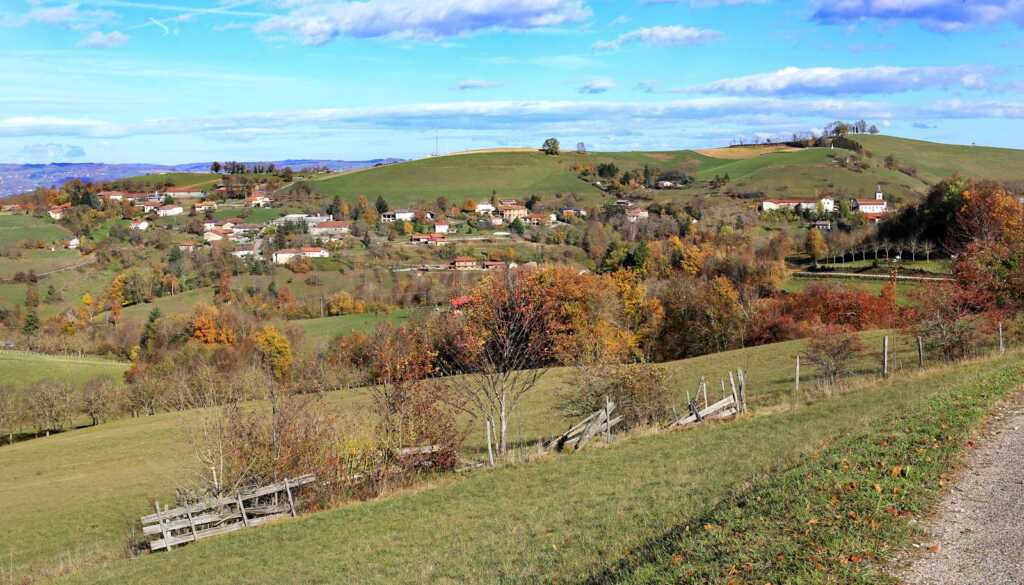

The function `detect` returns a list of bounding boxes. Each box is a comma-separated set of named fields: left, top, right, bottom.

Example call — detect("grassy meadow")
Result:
left=35, top=352, right=1023, bottom=585
left=0, top=351, right=128, bottom=388
left=1, top=330, right=931, bottom=581
left=0, top=214, right=70, bottom=246
left=857, top=134, right=1024, bottom=184
left=290, top=308, right=415, bottom=345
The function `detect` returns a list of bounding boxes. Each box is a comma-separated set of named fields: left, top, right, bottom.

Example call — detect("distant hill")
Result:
left=0, top=159, right=403, bottom=197
left=304, top=136, right=1024, bottom=209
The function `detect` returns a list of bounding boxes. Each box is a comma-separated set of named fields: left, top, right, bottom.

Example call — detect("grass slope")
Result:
left=0, top=214, right=70, bottom=246
left=290, top=309, right=414, bottom=345
left=52, top=354, right=1023, bottom=585
left=127, top=173, right=219, bottom=191
left=1, top=331, right=915, bottom=581
left=308, top=136, right=1024, bottom=211
left=857, top=135, right=1024, bottom=185
left=0, top=351, right=128, bottom=388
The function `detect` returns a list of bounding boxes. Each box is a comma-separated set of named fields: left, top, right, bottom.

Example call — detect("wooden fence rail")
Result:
left=141, top=474, right=316, bottom=552
left=546, top=399, right=622, bottom=452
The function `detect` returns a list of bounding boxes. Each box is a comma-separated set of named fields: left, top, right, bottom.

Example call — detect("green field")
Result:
left=304, top=137, right=1024, bottom=213
left=36, top=352, right=1022, bottom=585
left=857, top=134, right=1024, bottom=185
left=0, top=214, right=71, bottom=246
left=0, top=330, right=931, bottom=581
left=290, top=309, right=415, bottom=345
left=0, top=350, right=127, bottom=388
left=126, top=173, right=219, bottom=191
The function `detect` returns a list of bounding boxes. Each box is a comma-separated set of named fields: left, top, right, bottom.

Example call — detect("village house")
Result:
left=497, top=198, right=520, bottom=206
left=203, top=228, right=232, bottom=242
left=626, top=207, right=650, bottom=223
left=194, top=200, right=218, bottom=212
left=410, top=233, right=448, bottom=246
left=452, top=256, right=479, bottom=270
left=475, top=202, right=496, bottom=214
left=559, top=207, right=587, bottom=220
left=810, top=220, right=832, bottom=231
left=381, top=209, right=416, bottom=223
left=47, top=203, right=70, bottom=220
left=272, top=246, right=329, bottom=265
left=434, top=220, right=450, bottom=234
left=65, top=237, right=80, bottom=249
left=178, top=242, right=200, bottom=252
left=853, top=186, right=888, bottom=215
left=130, top=219, right=149, bottom=231
left=498, top=204, right=528, bottom=222
left=245, top=194, right=272, bottom=208
left=157, top=205, right=184, bottom=217
left=158, top=186, right=204, bottom=198
left=139, top=198, right=163, bottom=213
left=309, top=220, right=351, bottom=237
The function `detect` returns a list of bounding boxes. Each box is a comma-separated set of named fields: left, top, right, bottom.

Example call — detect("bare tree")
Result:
left=804, top=326, right=864, bottom=387
left=445, top=271, right=552, bottom=465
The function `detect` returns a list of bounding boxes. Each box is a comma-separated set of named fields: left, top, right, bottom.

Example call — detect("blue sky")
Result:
left=1, top=0, right=1022, bottom=163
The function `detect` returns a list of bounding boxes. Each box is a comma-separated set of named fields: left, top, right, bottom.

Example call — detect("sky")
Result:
left=0, top=0, right=1023, bottom=164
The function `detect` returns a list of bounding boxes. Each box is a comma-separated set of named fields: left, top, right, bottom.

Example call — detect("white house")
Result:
left=157, top=205, right=183, bottom=217
left=853, top=187, right=887, bottom=215
left=625, top=207, right=650, bottom=223
left=195, top=200, right=218, bottom=212
left=66, top=237, right=80, bottom=249
left=245, top=194, right=272, bottom=208
left=475, top=202, right=496, bottom=214
left=309, top=220, right=351, bottom=237
left=381, top=209, right=416, bottom=223
left=47, top=205, right=68, bottom=220
left=434, top=220, right=450, bottom=234
left=272, top=246, right=329, bottom=265
left=130, top=219, right=149, bottom=231
left=498, top=204, right=528, bottom=222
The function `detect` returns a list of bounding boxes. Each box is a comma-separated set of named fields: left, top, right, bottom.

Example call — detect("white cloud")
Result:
left=696, top=65, right=994, bottom=96
left=642, top=0, right=766, bottom=5
left=79, top=30, right=129, bottom=47
left=455, top=79, right=500, bottom=90
left=579, top=78, right=615, bottom=94
left=593, top=25, right=723, bottom=51
left=811, top=0, right=1024, bottom=33
left=255, top=0, right=592, bottom=45
left=921, top=99, right=1024, bottom=119
left=18, top=143, right=86, bottom=161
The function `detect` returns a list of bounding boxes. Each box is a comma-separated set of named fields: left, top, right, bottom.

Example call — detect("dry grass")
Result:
left=696, top=144, right=802, bottom=159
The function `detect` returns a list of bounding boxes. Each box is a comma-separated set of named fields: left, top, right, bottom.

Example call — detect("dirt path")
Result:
left=896, top=395, right=1024, bottom=585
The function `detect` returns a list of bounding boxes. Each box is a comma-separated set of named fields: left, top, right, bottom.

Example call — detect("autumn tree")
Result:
left=805, top=228, right=827, bottom=267
left=251, top=325, right=293, bottom=383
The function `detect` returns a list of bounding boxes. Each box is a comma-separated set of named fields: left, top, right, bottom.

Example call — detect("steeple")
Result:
left=875, top=184, right=884, bottom=201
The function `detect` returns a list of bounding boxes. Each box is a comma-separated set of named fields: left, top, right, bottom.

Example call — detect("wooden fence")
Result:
left=546, top=398, right=622, bottom=452
left=141, top=474, right=316, bottom=552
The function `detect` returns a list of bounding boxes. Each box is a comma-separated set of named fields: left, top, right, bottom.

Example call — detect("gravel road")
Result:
left=897, top=397, right=1024, bottom=585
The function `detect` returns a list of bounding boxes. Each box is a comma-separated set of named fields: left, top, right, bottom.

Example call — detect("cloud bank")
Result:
left=256, top=0, right=591, bottom=45
left=811, top=0, right=1024, bottom=32
left=696, top=65, right=993, bottom=95
left=593, top=25, right=723, bottom=51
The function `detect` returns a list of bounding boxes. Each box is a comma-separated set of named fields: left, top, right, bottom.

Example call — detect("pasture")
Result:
left=1, top=330, right=928, bottom=581
left=37, top=353, right=1022, bottom=585
left=0, top=214, right=70, bottom=246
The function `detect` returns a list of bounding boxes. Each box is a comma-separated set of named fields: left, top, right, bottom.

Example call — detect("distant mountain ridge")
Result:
left=0, top=159, right=403, bottom=197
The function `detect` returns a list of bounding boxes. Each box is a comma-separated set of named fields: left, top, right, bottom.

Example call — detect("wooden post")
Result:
left=284, top=478, right=297, bottom=518
left=185, top=503, right=198, bottom=543
left=998, top=322, right=1005, bottom=354
left=917, top=336, right=924, bottom=368
left=737, top=369, right=747, bottom=413
left=154, top=501, right=172, bottom=551
left=236, top=494, right=249, bottom=528
left=701, top=381, right=708, bottom=410
left=604, top=395, right=612, bottom=443
left=794, top=355, right=801, bottom=397
left=882, top=336, right=889, bottom=378
left=728, top=371, right=739, bottom=412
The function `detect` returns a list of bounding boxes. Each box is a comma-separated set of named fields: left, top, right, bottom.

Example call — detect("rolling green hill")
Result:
left=24, top=351, right=1022, bottom=585
left=303, top=136, right=1024, bottom=209
left=1, top=330, right=923, bottom=581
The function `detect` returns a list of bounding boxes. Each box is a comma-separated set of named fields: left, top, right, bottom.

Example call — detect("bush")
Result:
left=561, top=362, right=672, bottom=429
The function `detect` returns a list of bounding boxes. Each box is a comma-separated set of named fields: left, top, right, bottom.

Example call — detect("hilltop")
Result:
left=300, top=135, right=1024, bottom=210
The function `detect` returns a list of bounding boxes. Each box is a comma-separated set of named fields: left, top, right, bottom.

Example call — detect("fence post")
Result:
left=185, top=503, right=198, bottom=543
left=794, top=355, right=801, bottom=397
left=236, top=494, right=249, bottom=528
left=154, top=501, right=172, bottom=551
left=284, top=478, right=297, bottom=517
left=737, top=369, right=747, bottom=413
left=604, top=395, right=612, bottom=443
left=882, top=336, right=889, bottom=378
left=999, top=322, right=1005, bottom=354
left=917, top=336, right=924, bottom=368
